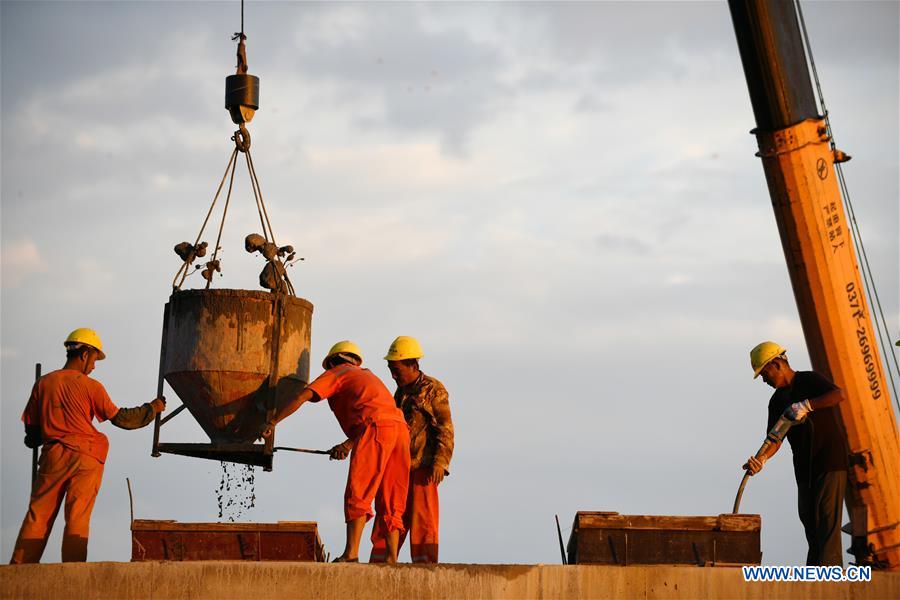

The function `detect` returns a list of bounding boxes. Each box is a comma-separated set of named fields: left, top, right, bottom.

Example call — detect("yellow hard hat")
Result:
left=750, top=341, right=786, bottom=379
left=384, top=336, right=424, bottom=362
left=64, top=328, right=106, bottom=360
left=322, top=340, right=363, bottom=369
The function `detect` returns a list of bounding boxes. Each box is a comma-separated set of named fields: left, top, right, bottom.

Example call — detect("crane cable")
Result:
left=793, top=0, right=900, bottom=415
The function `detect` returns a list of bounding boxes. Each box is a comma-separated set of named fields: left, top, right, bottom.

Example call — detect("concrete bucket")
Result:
left=152, top=289, right=313, bottom=469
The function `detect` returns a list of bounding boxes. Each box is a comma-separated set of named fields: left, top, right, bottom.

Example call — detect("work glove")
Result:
left=783, top=399, right=812, bottom=422
left=150, top=396, right=167, bottom=414
left=427, top=464, right=447, bottom=485
left=743, top=456, right=765, bottom=476
left=329, top=441, right=352, bottom=461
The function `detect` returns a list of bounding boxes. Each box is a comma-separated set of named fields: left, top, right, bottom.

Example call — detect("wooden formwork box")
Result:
left=566, top=512, right=761, bottom=566
left=131, top=520, right=325, bottom=562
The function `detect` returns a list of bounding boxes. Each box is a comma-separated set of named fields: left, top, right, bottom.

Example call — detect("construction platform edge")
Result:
left=2, top=561, right=897, bottom=599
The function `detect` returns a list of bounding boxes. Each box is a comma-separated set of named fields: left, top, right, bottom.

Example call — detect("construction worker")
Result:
left=330, top=336, right=454, bottom=563
left=261, top=341, right=410, bottom=563
left=10, top=329, right=166, bottom=564
left=743, top=341, right=849, bottom=566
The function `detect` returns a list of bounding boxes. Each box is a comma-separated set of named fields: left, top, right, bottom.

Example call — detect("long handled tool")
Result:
left=273, top=446, right=330, bottom=456
left=555, top=514, right=568, bottom=565
left=732, top=415, right=796, bottom=513
left=31, top=363, right=42, bottom=494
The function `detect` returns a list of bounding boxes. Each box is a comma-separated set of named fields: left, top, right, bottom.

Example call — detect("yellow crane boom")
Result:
left=729, top=0, right=900, bottom=570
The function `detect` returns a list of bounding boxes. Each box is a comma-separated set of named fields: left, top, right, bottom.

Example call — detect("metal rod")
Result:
left=127, top=477, right=134, bottom=525
left=159, top=403, right=187, bottom=426
left=692, top=542, right=703, bottom=567
left=273, top=446, right=330, bottom=455
left=31, top=363, right=41, bottom=495
left=555, top=514, right=567, bottom=565
left=152, top=303, right=170, bottom=457
left=31, top=447, right=37, bottom=494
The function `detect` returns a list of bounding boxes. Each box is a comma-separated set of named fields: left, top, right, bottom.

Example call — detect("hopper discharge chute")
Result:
left=151, top=16, right=311, bottom=472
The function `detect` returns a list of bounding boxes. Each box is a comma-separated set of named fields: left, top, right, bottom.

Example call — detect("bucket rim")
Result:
left=168, top=288, right=313, bottom=310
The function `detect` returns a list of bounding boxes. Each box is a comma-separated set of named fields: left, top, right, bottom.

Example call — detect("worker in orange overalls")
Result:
left=262, top=341, right=410, bottom=563
left=10, top=328, right=166, bottom=564
left=330, top=336, right=454, bottom=563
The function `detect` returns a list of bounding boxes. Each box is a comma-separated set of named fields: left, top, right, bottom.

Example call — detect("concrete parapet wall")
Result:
left=2, top=562, right=897, bottom=599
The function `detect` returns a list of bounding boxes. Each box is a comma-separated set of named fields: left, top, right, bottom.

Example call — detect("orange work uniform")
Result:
left=370, top=466, right=440, bottom=562
left=307, top=364, right=410, bottom=532
left=10, top=369, right=119, bottom=564
left=371, top=372, right=453, bottom=563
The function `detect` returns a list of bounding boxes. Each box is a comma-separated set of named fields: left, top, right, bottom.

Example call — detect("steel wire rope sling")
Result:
left=793, top=0, right=900, bottom=410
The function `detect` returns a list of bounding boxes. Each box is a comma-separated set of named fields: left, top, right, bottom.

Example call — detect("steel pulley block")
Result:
left=226, top=73, right=259, bottom=125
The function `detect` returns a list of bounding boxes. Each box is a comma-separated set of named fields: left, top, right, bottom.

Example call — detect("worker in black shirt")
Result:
left=743, top=341, right=849, bottom=566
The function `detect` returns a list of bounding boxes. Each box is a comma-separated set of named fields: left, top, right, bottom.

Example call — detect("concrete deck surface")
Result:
left=2, top=561, right=897, bottom=599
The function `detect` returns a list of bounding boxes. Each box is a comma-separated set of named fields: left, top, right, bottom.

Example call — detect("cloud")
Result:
left=55, top=259, right=117, bottom=304
left=305, top=141, right=466, bottom=189
left=0, top=347, right=21, bottom=359
left=1, top=237, right=49, bottom=288
left=594, top=233, right=650, bottom=255
left=285, top=3, right=509, bottom=156
left=761, top=315, right=806, bottom=349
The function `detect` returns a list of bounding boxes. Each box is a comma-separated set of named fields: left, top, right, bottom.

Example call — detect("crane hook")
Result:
left=232, top=124, right=251, bottom=153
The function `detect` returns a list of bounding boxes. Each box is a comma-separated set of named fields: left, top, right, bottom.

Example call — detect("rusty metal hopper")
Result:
left=152, top=289, right=312, bottom=469
left=164, top=288, right=312, bottom=441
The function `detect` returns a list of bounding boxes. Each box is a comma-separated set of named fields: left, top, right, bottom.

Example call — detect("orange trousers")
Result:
left=345, top=421, right=410, bottom=535
left=370, top=467, right=440, bottom=563
left=10, top=443, right=105, bottom=564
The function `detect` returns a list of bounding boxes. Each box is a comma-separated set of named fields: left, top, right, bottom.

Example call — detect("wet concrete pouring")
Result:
left=216, top=461, right=256, bottom=521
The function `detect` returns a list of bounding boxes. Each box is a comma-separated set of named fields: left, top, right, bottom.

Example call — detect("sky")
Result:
left=1, top=0, right=898, bottom=567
